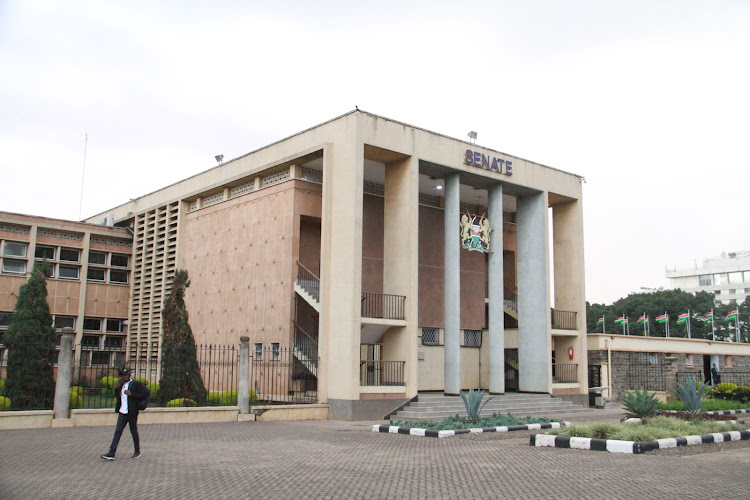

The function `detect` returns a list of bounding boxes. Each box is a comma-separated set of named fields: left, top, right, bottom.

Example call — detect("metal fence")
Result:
left=626, top=352, right=665, bottom=391
left=251, top=346, right=317, bottom=404
left=551, top=309, right=577, bottom=330
left=0, top=342, right=56, bottom=411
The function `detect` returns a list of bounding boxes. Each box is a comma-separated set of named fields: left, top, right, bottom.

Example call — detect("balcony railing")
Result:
left=361, top=292, right=406, bottom=320
left=551, top=308, right=577, bottom=330
left=552, top=363, right=578, bottom=383
left=360, top=360, right=405, bottom=386
left=296, top=262, right=320, bottom=302
left=504, top=287, right=518, bottom=312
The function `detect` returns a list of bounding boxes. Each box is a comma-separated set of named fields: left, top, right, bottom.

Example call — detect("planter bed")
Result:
left=373, top=421, right=569, bottom=439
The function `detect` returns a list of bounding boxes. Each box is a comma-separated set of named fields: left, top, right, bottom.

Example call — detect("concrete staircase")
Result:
left=391, top=393, right=592, bottom=421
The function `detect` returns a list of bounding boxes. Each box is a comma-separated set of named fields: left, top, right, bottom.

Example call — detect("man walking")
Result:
left=101, top=368, right=147, bottom=460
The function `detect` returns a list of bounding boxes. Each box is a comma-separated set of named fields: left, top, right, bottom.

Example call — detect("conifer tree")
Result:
left=4, top=263, right=56, bottom=409
left=158, top=270, right=207, bottom=405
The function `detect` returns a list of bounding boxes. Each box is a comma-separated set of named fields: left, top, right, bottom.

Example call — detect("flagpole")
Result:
left=603, top=316, right=605, bottom=334
left=737, top=314, right=741, bottom=343
left=687, top=309, right=691, bottom=339
left=711, top=308, right=715, bottom=341
left=627, top=316, right=630, bottom=336
left=666, top=312, right=670, bottom=338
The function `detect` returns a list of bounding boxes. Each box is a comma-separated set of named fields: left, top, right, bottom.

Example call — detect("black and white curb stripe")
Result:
left=661, top=409, right=750, bottom=416
left=372, top=421, right=570, bottom=438
left=532, top=429, right=750, bottom=454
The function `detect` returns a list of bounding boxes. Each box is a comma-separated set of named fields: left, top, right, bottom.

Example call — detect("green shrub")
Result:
left=460, top=389, right=494, bottom=423
left=101, top=376, right=116, bottom=389
left=147, top=383, right=159, bottom=401
left=135, top=377, right=150, bottom=385
left=0, top=396, right=10, bottom=410
left=208, top=390, right=238, bottom=406
left=0, top=378, right=5, bottom=396
left=702, top=399, right=750, bottom=411
left=658, top=401, right=685, bottom=411
left=623, top=389, right=660, bottom=420
left=391, top=413, right=553, bottom=431
left=249, top=389, right=257, bottom=404
left=731, top=386, right=750, bottom=403
left=69, top=386, right=83, bottom=409
left=672, top=377, right=710, bottom=417
left=549, top=416, right=741, bottom=440
left=166, top=398, right=196, bottom=407
left=711, top=382, right=738, bottom=400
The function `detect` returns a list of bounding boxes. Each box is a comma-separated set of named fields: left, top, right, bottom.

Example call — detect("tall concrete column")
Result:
left=443, top=173, right=461, bottom=395
left=238, top=336, right=250, bottom=414
left=517, top=191, right=550, bottom=393
left=53, top=328, right=75, bottom=420
left=487, top=184, right=505, bottom=394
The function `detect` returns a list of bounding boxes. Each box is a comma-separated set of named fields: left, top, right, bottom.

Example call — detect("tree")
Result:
left=4, top=263, right=56, bottom=409
left=157, top=270, right=207, bottom=405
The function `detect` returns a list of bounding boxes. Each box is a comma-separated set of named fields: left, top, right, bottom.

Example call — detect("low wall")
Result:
left=0, top=404, right=329, bottom=430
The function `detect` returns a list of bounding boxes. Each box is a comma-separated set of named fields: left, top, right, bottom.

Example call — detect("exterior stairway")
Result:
left=391, top=392, right=592, bottom=421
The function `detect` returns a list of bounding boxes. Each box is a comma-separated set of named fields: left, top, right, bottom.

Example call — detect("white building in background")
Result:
left=666, top=250, right=750, bottom=306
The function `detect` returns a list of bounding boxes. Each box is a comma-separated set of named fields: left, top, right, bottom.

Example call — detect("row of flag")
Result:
left=597, top=310, right=741, bottom=325
left=596, top=309, right=744, bottom=342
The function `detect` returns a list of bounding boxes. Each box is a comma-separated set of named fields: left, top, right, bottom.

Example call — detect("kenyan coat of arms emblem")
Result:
left=460, top=212, right=490, bottom=253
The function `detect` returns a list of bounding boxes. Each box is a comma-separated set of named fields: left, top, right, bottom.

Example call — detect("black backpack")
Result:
left=137, top=384, right=151, bottom=411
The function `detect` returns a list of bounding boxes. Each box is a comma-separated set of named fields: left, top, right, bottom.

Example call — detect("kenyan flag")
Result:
left=703, top=311, right=713, bottom=322
left=615, top=316, right=628, bottom=325
left=597, top=317, right=605, bottom=325
left=637, top=314, right=648, bottom=324
left=676, top=313, right=689, bottom=324
left=655, top=314, right=668, bottom=323
left=726, top=310, right=739, bottom=321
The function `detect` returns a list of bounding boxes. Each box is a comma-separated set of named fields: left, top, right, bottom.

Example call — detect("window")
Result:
left=81, top=335, right=101, bottom=348
left=726, top=355, right=733, bottom=368
left=728, top=272, right=743, bottom=285
left=106, top=319, right=126, bottom=333
left=39, top=263, right=55, bottom=278
left=92, top=351, right=110, bottom=365
left=421, top=327, right=439, bottom=346
left=109, top=270, right=129, bottom=284
left=463, top=330, right=481, bottom=347
left=87, top=268, right=106, bottom=281
left=58, top=265, right=79, bottom=280
left=2, top=259, right=26, bottom=275
left=104, top=336, right=124, bottom=348
left=88, top=251, right=107, bottom=266
left=648, top=353, right=659, bottom=365
left=0, top=312, right=10, bottom=327
left=35, top=246, right=55, bottom=260
left=698, top=275, right=712, bottom=287
left=271, top=343, right=280, bottom=360
left=254, top=343, right=263, bottom=359
left=111, top=254, right=129, bottom=267
left=83, top=317, right=102, bottom=331
left=59, top=248, right=80, bottom=263
left=685, top=354, right=693, bottom=366
left=53, top=316, right=75, bottom=330
left=3, top=241, right=27, bottom=257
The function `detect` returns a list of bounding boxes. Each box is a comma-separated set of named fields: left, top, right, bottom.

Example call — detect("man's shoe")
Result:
left=100, top=453, right=115, bottom=461
left=131, top=451, right=141, bottom=459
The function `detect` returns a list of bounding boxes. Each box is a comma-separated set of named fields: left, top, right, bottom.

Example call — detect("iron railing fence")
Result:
left=505, top=348, right=519, bottom=391
left=504, top=287, right=518, bottom=312
left=251, top=346, right=317, bottom=404
left=361, top=292, right=406, bottom=320
left=359, top=360, right=405, bottom=387
left=588, top=364, right=603, bottom=406
left=551, top=309, right=577, bottom=330
left=719, top=371, right=750, bottom=387
left=296, top=262, right=320, bottom=302
left=552, top=363, right=578, bottom=383
left=676, top=370, right=705, bottom=386
left=293, top=322, right=318, bottom=371
left=626, top=352, right=665, bottom=391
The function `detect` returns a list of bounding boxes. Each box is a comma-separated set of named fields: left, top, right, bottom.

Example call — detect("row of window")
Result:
left=420, top=328, right=482, bottom=347
left=0, top=313, right=126, bottom=334
left=1, top=240, right=130, bottom=284
left=253, top=342, right=280, bottom=360
left=699, top=271, right=750, bottom=287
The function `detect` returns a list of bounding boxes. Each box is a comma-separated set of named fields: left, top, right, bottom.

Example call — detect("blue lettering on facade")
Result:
left=463, top=149, right=513, bottom=176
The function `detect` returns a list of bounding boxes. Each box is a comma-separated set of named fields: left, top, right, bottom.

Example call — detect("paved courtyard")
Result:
left=1, top=416, right=749, bottom=499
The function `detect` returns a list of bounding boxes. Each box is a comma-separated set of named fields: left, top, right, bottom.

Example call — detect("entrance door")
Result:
left=703, top=355, right=711, bottom=385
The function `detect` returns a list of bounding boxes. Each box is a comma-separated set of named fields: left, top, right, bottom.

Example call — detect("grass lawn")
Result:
left=659, top=399, right=750, bottom=412
left=548, top=416, right=743, bottom=441
left=390, top=413, right=556, bottom=431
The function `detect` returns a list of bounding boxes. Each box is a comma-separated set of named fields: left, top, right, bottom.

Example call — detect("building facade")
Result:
left=0, top=212, right=133, bottom=369
left=666, top=251, right=750, bottom=306
left=3, top=111, right=588, bottom=419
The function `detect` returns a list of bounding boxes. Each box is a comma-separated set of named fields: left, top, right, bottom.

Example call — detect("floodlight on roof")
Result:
left=468, top=131, right=477, bottom=144
left=215, top=154, right=224, bottom=163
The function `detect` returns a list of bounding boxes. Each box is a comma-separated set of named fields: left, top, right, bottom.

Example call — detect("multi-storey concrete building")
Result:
left=666, top=251, right=750, bottom=306
left=2, top=110, right=589, bottom=419
left=0, top=212, right=132, bottom=369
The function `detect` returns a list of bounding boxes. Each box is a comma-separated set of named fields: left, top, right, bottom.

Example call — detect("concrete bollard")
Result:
left=53, top=327, right=75, bottom=420
left=238, top=337, right=250, bottom=414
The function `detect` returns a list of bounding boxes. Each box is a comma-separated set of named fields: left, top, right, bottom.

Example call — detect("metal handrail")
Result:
left=361, top=291, right=406, bottom=320
left=504, top=287, right=518, bottom=312
left=296, top=261, right=320, bottom=302
left=359, top=360, right=405, bottom=386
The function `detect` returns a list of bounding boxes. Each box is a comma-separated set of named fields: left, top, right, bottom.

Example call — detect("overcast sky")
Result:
left=1, top=0, right=748, bottom=304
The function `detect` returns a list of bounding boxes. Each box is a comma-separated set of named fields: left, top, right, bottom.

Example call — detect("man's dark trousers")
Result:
left=109, top=411, right=140, bottom=455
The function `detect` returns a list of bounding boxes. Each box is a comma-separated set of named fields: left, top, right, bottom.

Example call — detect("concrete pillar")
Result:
left=487, top=184, right=504, bottom=394
left=238, top=336, right=250, bottom=414
left=517, top=191, right=550, bottom=393
left=443, top=173, right=461, bottom=395
left=53, top=328, right=75, bottom=420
